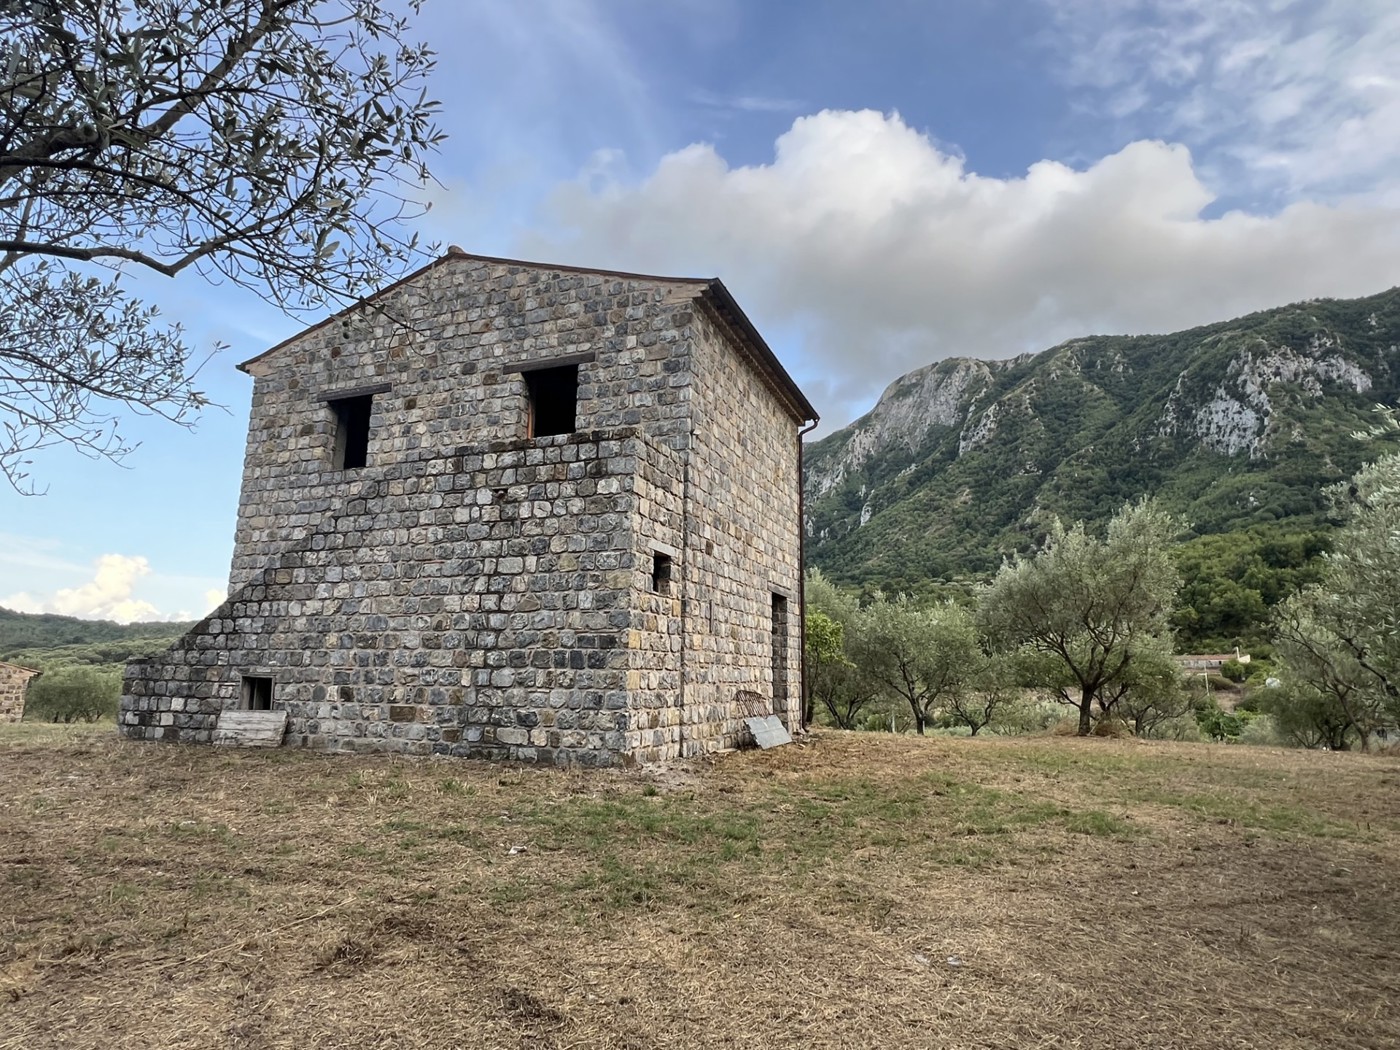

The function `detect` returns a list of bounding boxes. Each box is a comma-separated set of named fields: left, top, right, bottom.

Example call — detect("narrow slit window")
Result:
left=771, top=594, right=789, bottom=707
left=241, top=675, right=274, bottom=712
left=329, top=394, right=373, bottom=470
left=525, top=364, right=578, bottom=438
left=651, top=552, right=673, bottom=595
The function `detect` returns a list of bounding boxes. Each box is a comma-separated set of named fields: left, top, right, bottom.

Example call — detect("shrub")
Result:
left=1091, top=717, right=1132, bottom=738
left=1220, top=659, right=1248, bottom=683
left=990, top=696, right=1061, bottom=735
left=1195, top=697, right=1243, bottom=742
left=1145, top=714, right=1205, bottom=742
left=1237, top=714, right=1282, bottom=747
left=23, top=666, right=120, bottom=723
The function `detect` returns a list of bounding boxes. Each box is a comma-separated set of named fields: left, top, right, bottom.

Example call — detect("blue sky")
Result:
left=5, top=0, right=1400, bottom=622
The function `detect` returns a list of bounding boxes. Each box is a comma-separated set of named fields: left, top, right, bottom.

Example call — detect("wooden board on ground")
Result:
left=213, top=710, right=287, bottom=748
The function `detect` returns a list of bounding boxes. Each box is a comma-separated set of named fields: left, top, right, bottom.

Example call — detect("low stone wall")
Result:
left=121, top=428, right=678, bottom=766
left=0, top=663, right=39, bottom=723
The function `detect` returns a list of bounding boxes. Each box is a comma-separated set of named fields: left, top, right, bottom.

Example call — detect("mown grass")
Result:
left=1, top=726, right=1398, bottom=1050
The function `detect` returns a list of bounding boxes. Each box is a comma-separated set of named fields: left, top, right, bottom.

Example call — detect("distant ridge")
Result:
left=803, top=287, right=1400, bottom=596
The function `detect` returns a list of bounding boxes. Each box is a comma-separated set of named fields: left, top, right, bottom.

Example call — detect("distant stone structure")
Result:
left=1175, top=648, right=1251, bottom=673
left=0, top=661, right=41, bottom=723
left=120, top=252, right=817, bottom=765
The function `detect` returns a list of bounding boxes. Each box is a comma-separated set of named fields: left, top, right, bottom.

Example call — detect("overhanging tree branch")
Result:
left=0, top=0, right=442, bottom=492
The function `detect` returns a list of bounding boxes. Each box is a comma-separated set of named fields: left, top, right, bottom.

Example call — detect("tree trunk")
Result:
left=1077, top=689, right=1094, bottom=736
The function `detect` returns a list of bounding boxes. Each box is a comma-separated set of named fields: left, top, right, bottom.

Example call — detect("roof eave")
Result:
left=697, top=280, right=819, bottom=425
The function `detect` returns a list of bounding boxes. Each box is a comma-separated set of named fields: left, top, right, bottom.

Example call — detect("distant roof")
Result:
left=237, top=249, right=818, bottom=424
left=0, top=661, right=41, bottom=677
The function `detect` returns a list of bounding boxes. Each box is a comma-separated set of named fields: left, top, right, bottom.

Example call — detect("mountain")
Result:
left=803, top=287, right=1400, bottom=603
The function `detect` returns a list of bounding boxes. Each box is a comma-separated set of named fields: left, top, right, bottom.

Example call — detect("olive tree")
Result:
left=1, top=0, right=441, bottom=491
left=1256, top=679, right=1355, bottom=750
left=850, top=595, right=982, bottom=735
left=941, top=663, right=1015, bottom=736
left=979, top=500, right=1179, bottom=736
left=1266, top=442, right=1400, bottom=739
left=24, top=665, right=119, bottom=722
left=806, top=608, right=881, bottom=730
left=804, top=570, right=879, bottom=730
left=1271, top=590, right=1388, bottom=749
left=1103, top=643, right=1189, bottom=737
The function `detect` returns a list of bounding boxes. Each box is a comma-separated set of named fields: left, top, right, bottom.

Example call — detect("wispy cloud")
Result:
left=0, top=532, right=84, bottom=576
left=430, top=0, right=663, bottom=172
left=689, top=89, right=806, bottom=114
left=1040, top=0, right=1400, bottom=203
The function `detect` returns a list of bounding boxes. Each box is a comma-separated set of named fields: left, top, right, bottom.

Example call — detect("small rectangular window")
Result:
left=241, top=675, right=274, bottom=711
left=329, top=394, right=373, bottom=470
left=525, top=365, right=578, bottom=438
left=651, top=552, right=672, bottom=595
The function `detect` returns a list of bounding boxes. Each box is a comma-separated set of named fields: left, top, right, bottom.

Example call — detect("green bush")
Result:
left=1220, top=659, right=1248, bottom=683
left=23, top=666, right=120, bottom=723
left=990, top=696, right=1061, bottom=735
left=1145, top=714, right=1205, bottom=742
left=1195, top=697, right=1243, bottom=742
left=1237, top=714, right=1282, bottom=747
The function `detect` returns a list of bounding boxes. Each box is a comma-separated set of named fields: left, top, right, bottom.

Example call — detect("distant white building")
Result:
left=1174, top=647, right=1250, bottom=672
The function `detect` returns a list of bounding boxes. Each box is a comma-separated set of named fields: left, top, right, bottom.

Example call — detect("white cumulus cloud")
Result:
left=3, top=554, right=162, bottom=624
left=531, top=108, right=1400, bottom=425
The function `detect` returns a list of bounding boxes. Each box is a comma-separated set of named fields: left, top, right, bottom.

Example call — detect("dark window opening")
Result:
left=525, top=364, right=578, bottom=438
left=651, top=552, right=673, bottom=595
left=241, top=675, right=274, bottom=712
left=330, top=394, right=373, bottom=469
left=771, top=594, right=789, bottom=710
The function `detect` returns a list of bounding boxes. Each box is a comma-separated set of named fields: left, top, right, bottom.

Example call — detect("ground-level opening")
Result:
left=771, top=593, right=789, bottom=711
left=329, top=393, right=373, bottom=470
left=241, top=675, right=274, bottom=711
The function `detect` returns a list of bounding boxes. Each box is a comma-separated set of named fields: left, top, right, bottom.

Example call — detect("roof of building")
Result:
left=0, top=661, right=42, bottom=677
left=237, top=249, right=819, bottom=424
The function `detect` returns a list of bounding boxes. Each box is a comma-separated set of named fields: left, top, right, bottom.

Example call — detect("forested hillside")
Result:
left=803, top=287, right=1400, bottom=647
left=0, top=606, right=190, bottom=670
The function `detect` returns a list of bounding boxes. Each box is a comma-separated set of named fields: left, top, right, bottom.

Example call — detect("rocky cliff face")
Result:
left=803, top=288, right=1400, bottom=589
left=1155, top=336, right=1374, bottom=458
left=807, top=357, right=1008, bottom=499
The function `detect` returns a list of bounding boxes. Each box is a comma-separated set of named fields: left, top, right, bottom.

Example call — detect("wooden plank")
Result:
left=314, top=381, right=392, bottom=402
left=214, top=710, right=288, bottom=748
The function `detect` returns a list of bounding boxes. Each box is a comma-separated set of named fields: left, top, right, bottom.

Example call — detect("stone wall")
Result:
left=0, top=662, right=39, bottom=723
left=123, top=430, right=679, bottom=766
left=230, top=257, right=699, bottom=590
left=122, top=254, right=811, bottom=765
left=676, top=304, right=804, bottom=755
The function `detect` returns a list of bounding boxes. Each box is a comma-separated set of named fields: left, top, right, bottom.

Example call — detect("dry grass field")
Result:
left=2, top=724, right=1398, bottom=1050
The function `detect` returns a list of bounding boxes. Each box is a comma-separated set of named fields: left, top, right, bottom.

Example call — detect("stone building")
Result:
left=120, top=251, right=818, bottom=765
left=0, top=661, right=41, bottom=723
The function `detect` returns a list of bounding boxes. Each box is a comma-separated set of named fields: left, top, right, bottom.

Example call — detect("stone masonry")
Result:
left=0, top=661, right=40, bottom=723
left=120, top=252, right=818, bottom=765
